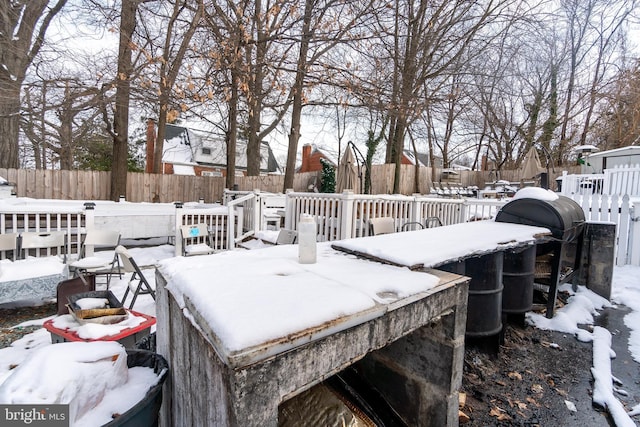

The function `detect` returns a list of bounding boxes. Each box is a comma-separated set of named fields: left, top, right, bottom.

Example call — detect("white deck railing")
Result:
left=604, top=165, right=640, bottom=196
left=3, top=192, right=638, bottom=266
left=560, top=165, right=640, bottom=197
left=283, top=191, right=508, bottom=242
left=0, top=202, right=88, bottom=258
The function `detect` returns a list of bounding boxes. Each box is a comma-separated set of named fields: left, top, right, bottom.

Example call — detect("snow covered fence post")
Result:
left=339, top=190, right=354, bottom=240
left=174, top=202, right=183, bottom=257
left=83, top=202, right=96, bottom=257
left=284, top=189, right=294, bottom=230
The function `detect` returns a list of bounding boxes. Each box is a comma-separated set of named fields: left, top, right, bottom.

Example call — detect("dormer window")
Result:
left=202, top=147, right=211, bottom=155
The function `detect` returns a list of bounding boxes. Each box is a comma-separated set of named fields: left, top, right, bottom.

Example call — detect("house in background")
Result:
left=579, top=146, right=640, bottom=174
left=297, top=143, right=336, bottom=173
left=146, top=120, right=280, bottom=176
left=402, top=149, right=443, bottom=168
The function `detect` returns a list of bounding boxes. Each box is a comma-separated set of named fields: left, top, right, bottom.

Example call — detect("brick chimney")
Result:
left=146, top=118, right=156, bottom=173
left=299, top=144, right=312, bottom=173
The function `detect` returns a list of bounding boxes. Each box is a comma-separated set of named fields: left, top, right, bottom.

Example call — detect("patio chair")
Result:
left=275, top=229, right=297, bottom=245
left=69, top=230, right=122, bottom=288
left=425, top=217, right=443, bottom=228
left=0, top=233, right=19, bottom=261
left=179, top=224, right=215, bottom=256
left=115, top=245, right=156, bottom=309
left=18, top=231, right=67, bottom=262
left=368, top=217, right=395, bottom=236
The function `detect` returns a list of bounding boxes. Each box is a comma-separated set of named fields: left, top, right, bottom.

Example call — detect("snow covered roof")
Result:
left=162, top=124, right=280, bottom=173
left=585, top=146, right=640, bottom=159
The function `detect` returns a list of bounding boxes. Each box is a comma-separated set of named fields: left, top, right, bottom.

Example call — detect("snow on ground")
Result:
left=0, top=242, right=639, bottom=425
left=0, top=244, right=172, bottom=426
left=527, top=271, right=640, bottom=425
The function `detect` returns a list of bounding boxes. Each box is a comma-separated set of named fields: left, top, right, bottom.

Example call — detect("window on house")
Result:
left=202, top=147, right=211, bottom=155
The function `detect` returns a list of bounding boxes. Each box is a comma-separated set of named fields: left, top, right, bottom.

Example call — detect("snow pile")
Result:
left=0, top=257, right=66, bottom=282
left=513, top=187, right=559, bottom=201
left=159, top=243, right=440, bottom=352
left=611, top=266, right=640, bottom=363
left=51, top=312, right=147, bottom=340
left=0, top=341, right=128, bottom=423
left=526, top=284, right=613, bottom=342
left=591, top=327, right=637, bottom=427
left=75, top=297, right=109, bottom=310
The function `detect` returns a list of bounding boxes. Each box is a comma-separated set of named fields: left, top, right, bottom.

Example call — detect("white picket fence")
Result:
left=560, top=165, right=640, bottom=197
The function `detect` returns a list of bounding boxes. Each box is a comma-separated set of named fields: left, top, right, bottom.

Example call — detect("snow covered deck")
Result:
left=156, top=243, right=470, bottom=426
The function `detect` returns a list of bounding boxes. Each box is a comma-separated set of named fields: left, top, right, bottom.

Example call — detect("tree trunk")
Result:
left=0, top=79, right=22, bottom=169
left=226, top=68, right=239, bottom=190
left=111, top=0, right=138, bottom=201
left=283, top=0, right=313, bottom=191
left=0, top=0, right=67, bottom=169
left=246, top=0, right=265, bottom=176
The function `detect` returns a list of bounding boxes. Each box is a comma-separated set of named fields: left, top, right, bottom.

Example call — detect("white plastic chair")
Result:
left=70, top=230, right=122, bottom=288
left=368, top=217, right=395, bottom=236
left=275, top=229, right=297, bottom=245
left=0, top=233, right=19, bottom=261
left=19, top=231, right=67, bottom=262
left=180, top=224, right=215, bottom=256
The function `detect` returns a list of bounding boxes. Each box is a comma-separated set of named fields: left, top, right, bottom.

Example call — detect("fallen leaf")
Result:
left=508, top=371, right=522, bottom=381
left=495, top=380, right=507, bottom=386
left=459, top=410, right=470, bottom=424
left=459, top=392, right=467, bottom=408
left=489, top=407, right=502, bottom=417
left=516, top=401, right=527, bottom=410
left=531, top=384, right=544, bottom=394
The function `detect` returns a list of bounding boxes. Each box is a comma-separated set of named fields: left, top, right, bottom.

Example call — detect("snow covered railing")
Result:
left=284, top=192, right=509, bottom=242
left=0, top=200, right=89, bottom=257
left=559, top=165, right=640, bottom=197
left=559, top=171, right=605, bottom=196
left=222, top=189, right=286, bottom=234
left=174, top=202, right=244, bottom=256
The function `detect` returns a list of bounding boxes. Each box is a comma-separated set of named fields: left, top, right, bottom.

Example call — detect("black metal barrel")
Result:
left=494, top=195, right=585, bottom=242
left=502, top=246, right=536, bottom=314
left=464, top=252, right=504, bottom=337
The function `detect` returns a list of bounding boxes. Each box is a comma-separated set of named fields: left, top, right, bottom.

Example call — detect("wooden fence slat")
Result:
left=2, top=166, right=578, bottom=203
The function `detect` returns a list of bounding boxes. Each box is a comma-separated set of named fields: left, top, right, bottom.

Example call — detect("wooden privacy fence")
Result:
left=1, top=166, right=576, bottom=203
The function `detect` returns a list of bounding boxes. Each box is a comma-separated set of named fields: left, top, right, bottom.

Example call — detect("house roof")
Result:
left=586, top=145, right=640, bottom=159
left=163, top=124, right=280, bottom=173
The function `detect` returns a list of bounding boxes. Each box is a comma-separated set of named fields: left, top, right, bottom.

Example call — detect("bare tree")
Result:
left=0, top=0, right=67, bottom=169
left=380, top=0, right=506, bottom=193
left=151, top=0, right=204, bottom=174
left=105, top=0, right=140, bottom=200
